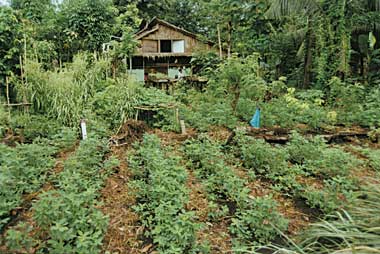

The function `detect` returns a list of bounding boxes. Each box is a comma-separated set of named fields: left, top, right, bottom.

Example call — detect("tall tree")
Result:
left=0, top=7, right=22, bottom=78
left=266, top=0, right=320, bottom=88
left=55, top=0, right=117, bottom=60
left=114, top=0, right=202, bottom=33
left=10, top=0, right=53, bottom=23
left=198, top=0, right=267, bottom=58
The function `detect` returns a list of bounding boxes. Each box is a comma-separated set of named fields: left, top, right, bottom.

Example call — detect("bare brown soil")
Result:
left=110, top=120, right=149, bottom=147
left=150, top=128, right=197, bottom=147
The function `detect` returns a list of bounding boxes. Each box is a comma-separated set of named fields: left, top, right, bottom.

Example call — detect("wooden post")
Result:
left=135, top=110, right=139, bottom=121
left=5, top=77, right=10, bottom=106
left=180, top=120, right=186, bottom=135
left=129, top=56, right=132, bottom=74
left=5, top=77, right=11, bottom=119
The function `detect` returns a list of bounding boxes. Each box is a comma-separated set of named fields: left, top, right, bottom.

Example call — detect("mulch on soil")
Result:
left=100, top=147, right=142, bottom=254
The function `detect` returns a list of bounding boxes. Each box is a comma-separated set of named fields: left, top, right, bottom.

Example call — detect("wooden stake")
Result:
left=129, top=56, right=132, bottom=74
left=180, top=120, right=186, bottom=135
left=19, top=54, right=30, bottom=112
left=5, top=76, right=10, bottom=106
left=5, top=76, right=11, bottom=120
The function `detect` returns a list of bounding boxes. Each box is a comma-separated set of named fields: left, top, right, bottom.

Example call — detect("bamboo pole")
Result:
left=19, top=54, right=30, bottom=112
left=5, top=76, right=11, bottom=120
left=217, top=25, right=223, bottom=59
left=5, top=77, right=10, bottom=106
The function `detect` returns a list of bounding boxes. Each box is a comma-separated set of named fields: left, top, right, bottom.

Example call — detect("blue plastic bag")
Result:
left=250, top=108, right=260, bottom=128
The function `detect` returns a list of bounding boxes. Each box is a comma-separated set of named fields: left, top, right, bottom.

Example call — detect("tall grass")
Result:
left=17, top=54, right=110, bottom=126
left=243, top=178, right=380, bottom=254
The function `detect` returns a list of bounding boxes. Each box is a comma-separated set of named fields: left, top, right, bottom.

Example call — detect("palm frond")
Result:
left=266, top=0, right=320, bottom=19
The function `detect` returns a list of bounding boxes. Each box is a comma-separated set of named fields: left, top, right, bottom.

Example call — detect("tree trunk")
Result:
left=227, top=21, right=232, bottom=58
left=303, top=19, right=313, bottom=88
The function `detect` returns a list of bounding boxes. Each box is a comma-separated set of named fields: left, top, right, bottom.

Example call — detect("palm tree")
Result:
left=266, top=0, right=380, bottom=87
left=266, top=0, right=322, bottom=88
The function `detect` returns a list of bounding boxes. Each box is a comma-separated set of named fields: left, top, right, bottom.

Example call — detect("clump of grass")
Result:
left=245, top=178, right=380, bottom=254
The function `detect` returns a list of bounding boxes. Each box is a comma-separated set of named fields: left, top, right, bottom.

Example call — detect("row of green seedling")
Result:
left=129, top=134, right=201, bottom=254
left=28, top=138, right=117, bottom=254
left=0, top=143, right=56, bottom=231
left=230, top=130, right=362, bottom=214
left=183, top=136, right=288, bottom=249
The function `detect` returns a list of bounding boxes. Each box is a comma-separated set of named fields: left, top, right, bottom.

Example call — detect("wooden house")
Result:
left=130, top=18, right=216, bottom=82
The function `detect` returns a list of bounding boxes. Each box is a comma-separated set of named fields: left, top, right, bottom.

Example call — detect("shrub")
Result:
left=184, top=136, right=248, bottom=205
left=5, top=223, right=34, bottom=252
left=185, top=136, right=288, bottom=246
left=181, top=93, right=238, bottom=131
left=352, top=147, right=380, bottom=171
left=33, top=190, right=108, bottom=254
left=91, top=78, right=138, bottom=130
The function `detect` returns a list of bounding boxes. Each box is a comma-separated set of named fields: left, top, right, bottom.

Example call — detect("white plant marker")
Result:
left=80, top=119, right=87, bottom=140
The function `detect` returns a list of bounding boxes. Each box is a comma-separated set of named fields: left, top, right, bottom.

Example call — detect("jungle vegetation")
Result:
left=0, top=0, right=380, bottom=254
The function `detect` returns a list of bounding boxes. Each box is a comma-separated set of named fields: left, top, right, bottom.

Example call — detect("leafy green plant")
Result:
left=230, top=196, right=288, bottom=245
left=300, top=176, right=358, bottom=214
left=32, top=137, right=115, bottom=254
left=231, top=131, right=289, bottom=176
left=129, top=134, right=200, bottom=253
left=304, top=147, right=361, bottom=178
left=184, top=136, right=248, bottom=205
left=286, top=131, right=327, bottom=164
left=33, top=190, right=108, bottom=254
left=5, top=223, right=34, bottom=253
left=0, top=143, right=55, bottom=230
left=354, top=147, right=380, bottom=171
left=91, top=78, right=139, bottom=130
left=184, top=136, right=288, bottom=246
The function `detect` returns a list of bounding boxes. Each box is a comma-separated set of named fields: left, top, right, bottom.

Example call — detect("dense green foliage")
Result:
left=31, top=138, right=117, bottom=254
left=129, top=134, right=200, bottom=253
left=0, top=143, right=55, bottom=229
left=1, top=0, right=380, bottom=253
left=0, top=7, right=22, bottom=77
left=184, top=136, right=288, bottom=246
